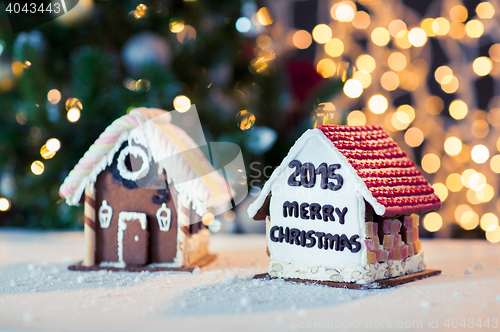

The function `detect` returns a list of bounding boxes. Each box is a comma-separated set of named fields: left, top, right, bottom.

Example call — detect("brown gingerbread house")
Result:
left=60, top=107, right=230, bottom=271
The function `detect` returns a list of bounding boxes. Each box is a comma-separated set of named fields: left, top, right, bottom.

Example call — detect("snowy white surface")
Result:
left=0, top=230, right=499, bottom=331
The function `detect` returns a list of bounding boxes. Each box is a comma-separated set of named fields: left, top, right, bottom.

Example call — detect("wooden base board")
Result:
left=253, top=269, right=441, bottom=289
left=68, top=254, right=217, bottom=272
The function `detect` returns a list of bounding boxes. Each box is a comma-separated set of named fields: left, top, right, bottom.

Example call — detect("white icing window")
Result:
left=156, top=203, right=172, bottom=231
left=117, top=145, right=150, bottom=181
left=98, top=200, right=113, bottom=228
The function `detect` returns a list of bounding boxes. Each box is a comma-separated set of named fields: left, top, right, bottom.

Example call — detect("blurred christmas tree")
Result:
left=0, top=0, right=343, bottom=228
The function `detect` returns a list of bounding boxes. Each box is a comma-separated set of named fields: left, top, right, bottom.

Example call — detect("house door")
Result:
left=118, top=212, right=149, bottom=265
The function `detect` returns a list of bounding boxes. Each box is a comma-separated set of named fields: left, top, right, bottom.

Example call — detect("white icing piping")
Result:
left=247, top=128, right=386, bottom=219
left=98, top=200, right=112, bottom=229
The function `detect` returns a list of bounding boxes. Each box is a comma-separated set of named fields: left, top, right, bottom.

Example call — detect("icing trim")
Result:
left=98, top=200, right=113, bottom=229
left=116, top=145, right=150, bottom=181
left=117, top=212, right=147, bottom=265
left=268, top=252, right=425, bottom=283
left=247, top=128, right=385, bottom=219
left=156, top=202, right=172, bottom=231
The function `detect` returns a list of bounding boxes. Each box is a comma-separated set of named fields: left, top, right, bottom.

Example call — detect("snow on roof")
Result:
left=248, top=125, right=441, bottom=219
left=59, top=107, right=228, bottom=216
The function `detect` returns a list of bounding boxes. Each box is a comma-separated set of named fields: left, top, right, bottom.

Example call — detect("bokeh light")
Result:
left=236, top=110, right=256, bottom=130
left=380, top=71, right=399, bottom=91
left=343, top=79, right=363, bottom=98
left=447, top=173, right=463, bottom=192
left=347, top=110, right=366, bottom=126
left=421, top=153, right=440, bottom=173
left=67, top=108, right=81, bottom=122
left=480, top=213, right=499, bottom=231
left=47, top=89, right=61, bottom=104
left=352, top=71, right=371, bottom=88
left=486, top=225, right=500, bottom=243
left=490, top=155, right=500, bottom=173
left=173, top=95, right=191, bottom=113
left=356, top=54, right=376, bottom=73
left=444, top=137, right=462, bottom=156
left=432, top=17, right=450, bottom=35
left=335, top=3, right=355, bottom=22
left=170, top=18, right=185, bottom=33
left=371, top=27, right=390, bottom=46
left=388, top=52, right=406, bottom=71
left=293, top=30, right=312, bottom=49
left=465, top=20, right=484, bottom=38
left=317, top=59, right=336, bottom=78
left=432, top=183, right=448, bottom=202
left=256, top=7, right=273, bottom=25
left=312, top=24, right=332, bottom=44
left=404, top=127, right=424, bottom=147
left=408, top=28, right=427, bottom=47
left=472, top=57, right=493, bottom=76
left=368, top=95, right=388, bottom=114
left=471, top=144, right=489, bottom=164
left=388, top=20, right=406, bottom=37
left=235, top=17, right=251, bottom=33
left=352, top=11, right=370, bottom=29
left=325, top=38, right=344, bottom=57
left=31, top=161, right=44, bottom=175
left=0, top=198, right=10, bottom=212
left=476, top=2, right=495, bottom=19
left=450, top=5, right=468, bottom=22
left=423, top=212, right=442, bottom=232
left=449, top=100, right=468, bottom=120
left=202, top=212, right=215, bottom=226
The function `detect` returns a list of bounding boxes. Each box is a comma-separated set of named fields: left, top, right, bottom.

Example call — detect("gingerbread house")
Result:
left=248, top=125, right=441, bottom=284
left=60, top=107, right=230, bottom=271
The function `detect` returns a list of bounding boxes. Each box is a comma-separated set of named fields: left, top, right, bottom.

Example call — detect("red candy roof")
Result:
left=317, top=124, right=441, bottom=216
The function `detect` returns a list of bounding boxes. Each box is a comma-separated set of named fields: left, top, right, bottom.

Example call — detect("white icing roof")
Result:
left=59, top=108, right=229, bottom=216
left=247, top=128, right=386, bottom=219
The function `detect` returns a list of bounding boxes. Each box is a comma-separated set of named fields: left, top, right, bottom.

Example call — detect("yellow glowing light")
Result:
left=408, top=28, right=427, bottom=47
left=486, top=225, right=500, bottom=243
left=380, top=71, right=399, bottom=91
left=31, top=160, right=44, bottom=175
left=468, top=172, right=486, bottom=191
left=173, top=95, right=191, bottom=113
left=441, top=76, right=459, bottom=94
left=356, top=54, right=376, bottom=73
left=388, top=52, right=406, bottom=71
left=434, top=66, right=453, bottom=84
left=472, top=57, right=493, bottom=76
left=471, top=144, right=489, bottom=164
left=476, top=2, right=495, bottom=19
left=421, top=153, right=440, bottom=173
left=47, top=89, right=61, bottom=104
left=444, top=137, right=462, bottom=156
left=450, top=5, right=468, bottom=22
left=317, top=59, right=336, bottom=78
left=490, top=44, right=500, bottom=62
left=394, top=30, right=411, bottom=49
left=40, top=144, right=55, bottom=160
left=312, top=24, right=332, bottom=44
left=388, top=20, right=407, bottom=37
left=465, top=20, right=484, bottom=38
left=421, top=18, right=436, bottom=37
left=400, top=72, right=418, bottom=91
left=353, top=71, right=371, bottom=88
left=256, top=7, right=273, bottom=26
left=455, top=204, right=471, bottom=222
left=423, top=212, right=442, bottom=232
left=398, top=105, right=415, bottom=122
left=371, top=27, right=390, bottom=46
left=447, top=173, right=463, bottom=192
left=46, top=138, right=61, bottom=152
left=202, top=212, right=215, bottom=226
left=471, top=119, right=488, bottom=138
left=368, top=95, right=388, bottom=114
left=133, top=4, right=148, bottom=19
left=404, top=127, right=424, bottom=147
left=236, top=110, right=256, bottom=130
left=490, top=155, right=500, bottom=173
left=449, top=22, right=466, bottom=40
left=11, top=61, right=23, bottom=76
left=432, top=17, right=450, bottom=36
left=352, top=11, right=370, bottom=29
left=67, top=108, right=81, bottom=122
left=482, top=184, right=494, bottom=203
left=337, top=61, right=355, bottom=82
left=460, top=210, right=479, bottom=230
left=335, top=3, right=355, bottom=22
left=343, top=79, right=363, bottom=99
left=425, top=96, right=444, bottom=115
left=462, top=169, right=477, bottom=188
left=432, top=183, right=448, bottom=202
left=256, top=34, right=272, bottom=50
left=449, top=100, right=467, bottom=120
left=347, top=110, right=366, bottom=126
left=0, top=198, right=10, bottom=211
left=293, top=30, right=312, bottom=49
left=480, top=213, right=499, bottom=231
left=324, top=38, right=344, bottom=57
left=170, top=19, right=185, bottom=33
left=467, top=188, right=483, bottom=205
left=65, top=98, right=82, bottom=111
left=391, top=111, right=410, bottom=131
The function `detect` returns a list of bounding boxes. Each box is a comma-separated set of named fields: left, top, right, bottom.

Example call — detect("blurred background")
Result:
left=0, top=0, right=499, bottom=243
